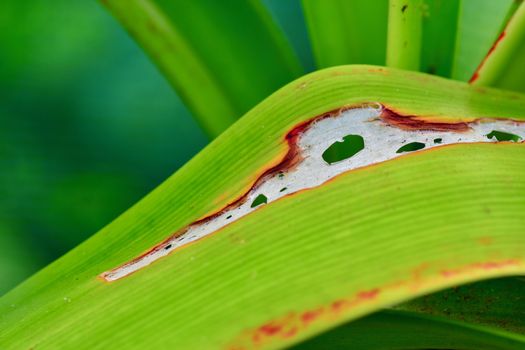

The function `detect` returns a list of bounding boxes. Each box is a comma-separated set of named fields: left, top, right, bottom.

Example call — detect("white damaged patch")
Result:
left=101, top=104, right=525, bottom=281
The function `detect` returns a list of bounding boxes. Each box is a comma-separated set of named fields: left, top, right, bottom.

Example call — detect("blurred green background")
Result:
left=0, top=0, right=313, bottom=295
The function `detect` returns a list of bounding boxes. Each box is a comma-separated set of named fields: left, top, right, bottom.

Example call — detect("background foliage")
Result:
left=0, top=0, right=205, bottom=294
left=0, top=0, right=313, bottom=296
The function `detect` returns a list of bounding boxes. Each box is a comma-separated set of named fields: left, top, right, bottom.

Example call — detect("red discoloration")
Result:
left=228, top=258, right=523, bottom=349
left=381, top=108, right=470, bottom=132
left=259, top=323, right=282, bottom=336
left=441, top=270, right=459, bottom=278
left=469, top=31, right=506, bottom=83
left=331, top=299, right=349, bottom=313
left=251, top=314, right=300, bottom=345
left=441, top=259, right=520, bottom=278
left=231, top=287, right=382, bottom=348
left=301, top=308, right=323, bottom=324
left=357, top=288, right=380, bottom=300
left=282, top=327, right=298, bottom=338
left=476, top=260, right=519, bottom=270
left=469, top=72, right=480, bottom=84
left=102, top=103, right=507, bottom=281
left=101, top=106, right=352, bottom=280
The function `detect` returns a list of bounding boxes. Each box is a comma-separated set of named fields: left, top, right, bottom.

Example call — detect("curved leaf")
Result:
left=397, top=277, right=525, bottom=334
left=290, top=310, right=525, bottom=350
left=420, top=0, right=460, bottom=77
left=1, top=66, right=525, bottom=349
left=451, top=0, right=516, bottom=81
left=469, top=2, right=525, bottom=93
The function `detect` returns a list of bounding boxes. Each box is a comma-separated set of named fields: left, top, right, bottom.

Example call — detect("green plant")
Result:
left=1, top=1, right=525, bottom=349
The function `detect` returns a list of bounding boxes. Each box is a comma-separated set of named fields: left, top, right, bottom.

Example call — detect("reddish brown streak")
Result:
left=381, top=108, right=470, bottom=132
left=441, top=259, right=520, bottom=277
left=228, top=259, right=522, bottom=349
left=228, top=288, right=381, bottom=349
left=300, top=308, right=323, bottom=324
left=103, top=105, right=477, bottom=280
left=102, top=106, right=350, bottom=277
left=357, top=288, right=380, bottom=300
left=469, top=31, right=506, bottom=83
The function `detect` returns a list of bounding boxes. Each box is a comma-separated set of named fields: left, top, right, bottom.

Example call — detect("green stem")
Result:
left=386, top=0, right=423, bottom=70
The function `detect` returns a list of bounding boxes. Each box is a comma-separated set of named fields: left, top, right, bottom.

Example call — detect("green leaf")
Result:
left=101, top=0, right=303, bottom=138
left=451, top=0, right=515, bottom=81
left=263, top=0, right=316, bottom=72
left=420, top=0, right=460, bottom=77
left=301, top=0, right=388, bottom=68
left=386, top=0, right=424, bottom=70
left=469, top=2, right=525, bottom=93
left=1, top=66, right=525, bottom=349
left=291, top=310, right=525, bottom=350
left=397, top=277, right=525, bottom=334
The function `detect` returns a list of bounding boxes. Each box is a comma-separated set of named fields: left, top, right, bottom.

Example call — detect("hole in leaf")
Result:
left=251, top=194, right=267, bottom=208
left=486, top=130, right=522, bottom=142
left=433, top=138, right=442, bottom=144
left=322, top=135, right=364, bottom=165
left=280, top=187, right=287, bottom=192
left=396, top=142, right=425, bottom=153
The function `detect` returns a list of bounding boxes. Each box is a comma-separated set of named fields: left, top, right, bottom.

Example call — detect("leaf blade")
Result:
left=1, top=66, right=525, bottom=349
left=301, top=0, right=388, bottom=68
left=102, top=0, right=303, bottom=137
left=451, top=0, right=515, bottom=81
left=420, top=0, right=460, bottom=77
left=397, top=277, right=525, bottom=334
left=469, top=2, right=525, bottom=92
left=291, top=310, right=525, bottom=350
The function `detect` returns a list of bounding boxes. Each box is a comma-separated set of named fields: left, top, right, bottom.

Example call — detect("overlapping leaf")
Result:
left=1, top=67, right=525, bottom=349
left=102, top=0, right=303, bottom=137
